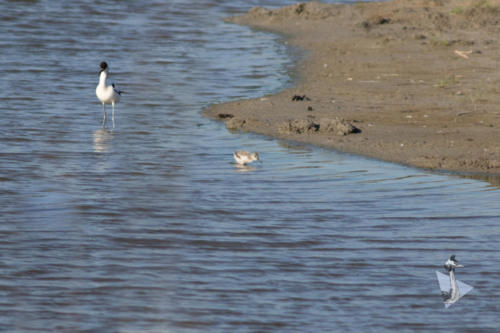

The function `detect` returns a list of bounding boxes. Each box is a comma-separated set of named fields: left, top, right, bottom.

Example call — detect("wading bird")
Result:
left=233, top=151, right=260, bottom=165
left=96, top=61, right=122, bottom=128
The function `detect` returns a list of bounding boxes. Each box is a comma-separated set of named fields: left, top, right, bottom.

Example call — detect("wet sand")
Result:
left=205, top=0, right=500, bottom=174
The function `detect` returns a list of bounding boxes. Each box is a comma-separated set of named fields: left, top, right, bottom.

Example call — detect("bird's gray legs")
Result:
left=101, top=103, right=116, bottom=129
left=112, top=102, right=115, bottom=129
left=102, top=103, right=106, bottom=127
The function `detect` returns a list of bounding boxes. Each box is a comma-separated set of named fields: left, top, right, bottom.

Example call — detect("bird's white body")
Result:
left=96, top=70, right=120, bottom=105
left=233, top=151, right=259, bottom=165
left=96, top=62, right=121, bottom=128
left=442, top=258, right=463, bottom=304
left=444, top=267, right=460, bottom=304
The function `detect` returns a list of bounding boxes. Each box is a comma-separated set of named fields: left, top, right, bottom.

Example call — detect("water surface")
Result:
left=0, top=0, right=499, bottom=331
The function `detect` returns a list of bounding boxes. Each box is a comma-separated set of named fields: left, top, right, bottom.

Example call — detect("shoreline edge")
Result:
left=204, top=0, right=500, bottom=175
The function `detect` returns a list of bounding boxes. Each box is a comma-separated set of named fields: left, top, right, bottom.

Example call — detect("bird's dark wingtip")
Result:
left=111, top=83, right=123, bottom=95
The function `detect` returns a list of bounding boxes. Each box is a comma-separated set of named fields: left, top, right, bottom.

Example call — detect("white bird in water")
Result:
left=441, top=255, right=464, bottom=304
left=436, top=254, right=473, bottom=308
left=233, top=150, right=260, bottom=165
left=96, top=61, right=122, bottom=128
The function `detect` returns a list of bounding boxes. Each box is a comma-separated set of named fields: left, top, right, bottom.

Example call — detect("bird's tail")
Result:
left=112, top=83, right=123, bottom=95
left=441, top=290, right=451, bottom=301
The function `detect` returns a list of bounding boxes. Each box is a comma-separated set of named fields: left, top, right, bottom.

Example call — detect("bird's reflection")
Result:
left=93, top=128, right=113, bottom=153
left=234, top=163, right=256, bottom=172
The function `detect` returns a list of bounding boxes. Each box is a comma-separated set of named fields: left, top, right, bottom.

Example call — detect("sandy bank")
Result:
left=204, top=0, right=500, bottom=174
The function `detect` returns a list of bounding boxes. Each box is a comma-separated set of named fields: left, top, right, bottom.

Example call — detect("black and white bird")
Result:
left=436, top=255, right=473, bottom=308
left=441, top=255, right=464, bottom=304
left=96, top=61, right=122, bottom=128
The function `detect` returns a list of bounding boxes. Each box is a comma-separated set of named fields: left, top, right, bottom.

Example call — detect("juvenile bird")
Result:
left=233, top=151, right=260, bottom=165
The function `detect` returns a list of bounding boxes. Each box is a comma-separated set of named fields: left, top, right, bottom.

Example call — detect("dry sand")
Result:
left=204, top=0, right=500, bottom=174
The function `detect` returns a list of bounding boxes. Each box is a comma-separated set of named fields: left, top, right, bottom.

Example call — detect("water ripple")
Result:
left=1, top=0, right=500, bottom=332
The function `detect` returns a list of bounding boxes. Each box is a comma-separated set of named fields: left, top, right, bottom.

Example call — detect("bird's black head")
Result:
left=100, top=61, right=108, bottom=72
left=444, top=254, right=463, bottom=272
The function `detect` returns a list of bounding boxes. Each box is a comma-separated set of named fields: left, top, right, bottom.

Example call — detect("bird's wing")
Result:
left=436, top=271, right=450, bottom=293
left=457, top=279, right=473, bottom=297
left=112, top=83, right=123, bottom=95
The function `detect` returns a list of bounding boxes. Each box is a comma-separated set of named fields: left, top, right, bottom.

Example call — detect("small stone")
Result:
left=292, top=94, right=310, bottom=101
left=225, top=117, right=246, bottom=130
left=217, top=113, right=234, bottom=120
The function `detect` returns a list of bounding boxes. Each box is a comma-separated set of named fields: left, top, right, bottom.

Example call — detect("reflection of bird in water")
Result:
left=234, top=164, right=256, bottom=172
left=96, top=61, right=122, bottom=128
left=441, top=255, right=464, bottom=304
left=233, top=150, right=260, bottom=165
left=93, top=129, right=113, bottom=153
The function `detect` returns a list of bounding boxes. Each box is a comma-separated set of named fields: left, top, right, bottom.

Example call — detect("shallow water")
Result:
left=1, top=0, right=499, bottom=331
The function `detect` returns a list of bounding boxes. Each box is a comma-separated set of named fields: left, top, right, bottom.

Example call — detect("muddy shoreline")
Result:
left=204, top=0, right=500, bottom=174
